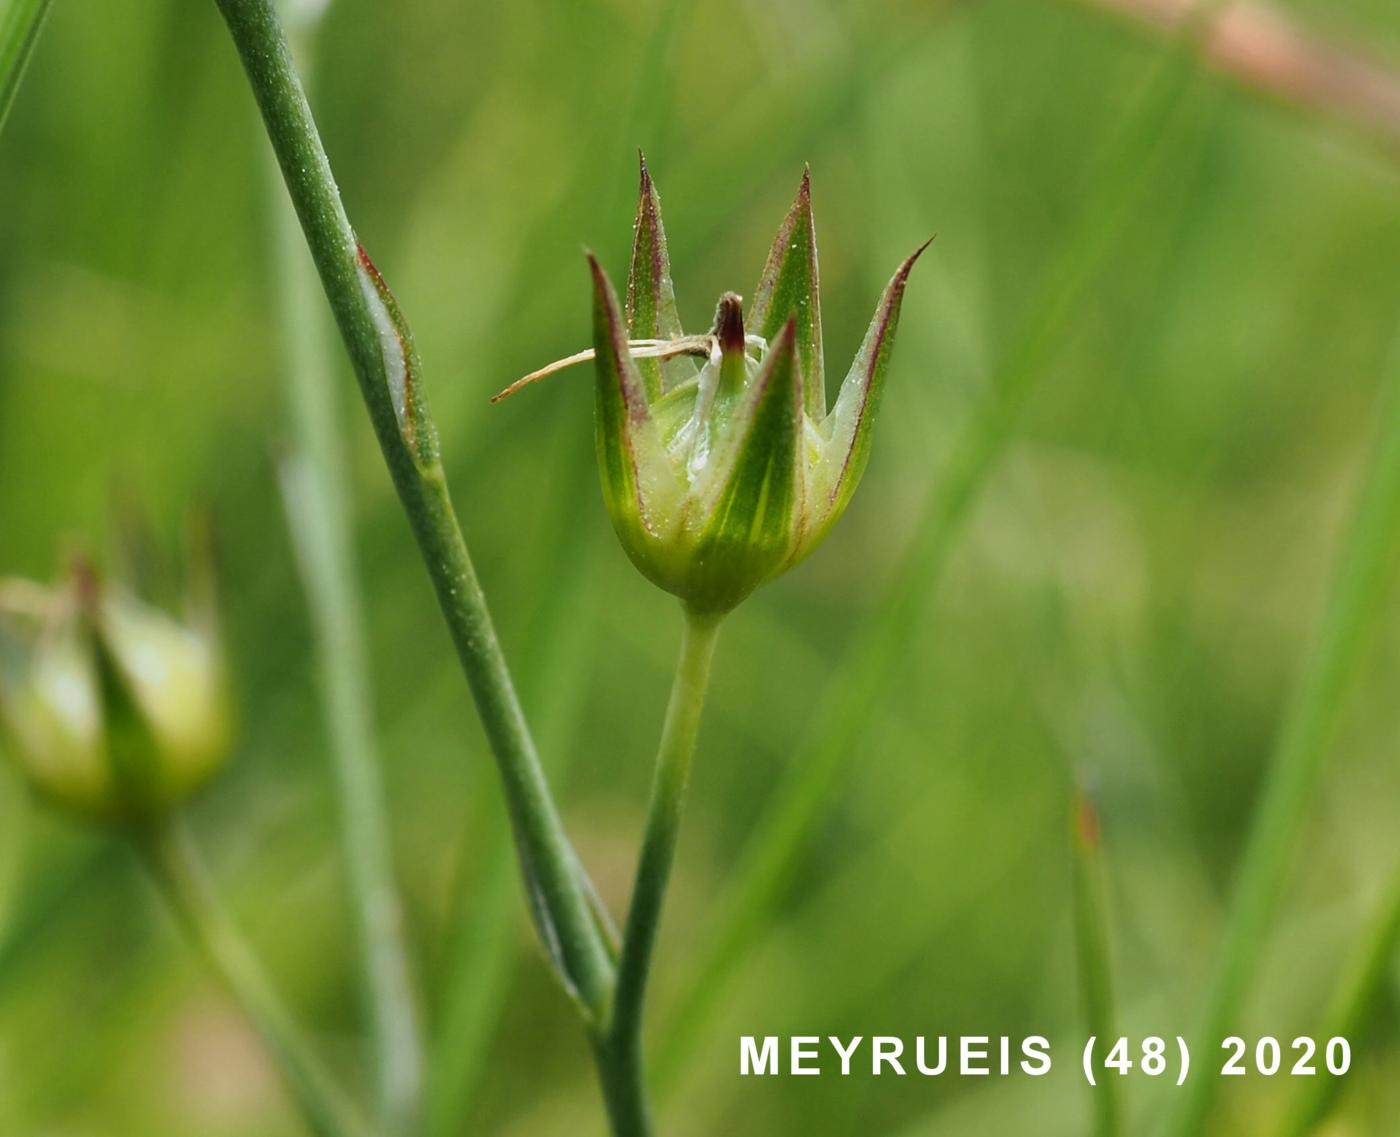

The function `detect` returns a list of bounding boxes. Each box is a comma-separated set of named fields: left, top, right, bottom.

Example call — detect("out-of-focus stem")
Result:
left=1062, top=0, right=1400, bottom=152
left=272, top=130, right=424, bottom=1137
left=134, top=820, right=370, bottom=1137
left=269, top=9, right=424, bottom=1133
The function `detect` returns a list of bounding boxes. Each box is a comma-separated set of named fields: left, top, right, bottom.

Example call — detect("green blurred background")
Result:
left=3, top=0, right=1400, bottom=1133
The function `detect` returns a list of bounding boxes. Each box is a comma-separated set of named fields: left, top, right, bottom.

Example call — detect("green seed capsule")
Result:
left=507, top=158, right=928, bottom=617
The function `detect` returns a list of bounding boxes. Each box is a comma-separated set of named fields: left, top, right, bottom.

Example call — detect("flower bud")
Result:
left=0, top=566, right=230, bottom=823
left=503, top=159, right=927, bottom=616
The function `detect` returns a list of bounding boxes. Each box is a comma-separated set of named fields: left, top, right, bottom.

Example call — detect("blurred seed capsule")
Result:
left=0, top=562, right=231, bottom=824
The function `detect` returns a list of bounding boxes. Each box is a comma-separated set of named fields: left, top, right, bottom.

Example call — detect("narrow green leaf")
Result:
left=0, top=0, right=49, bottom=134
left=625, top=152, right=682, bottom=402
left=748, top=168, right=824, bottom=419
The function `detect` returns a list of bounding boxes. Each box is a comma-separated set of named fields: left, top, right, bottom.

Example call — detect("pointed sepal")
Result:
left=626, top=153, right=683, bottom=402
left=690, top=318, right=804, bottom=614
left=590, top=253, right=683, bottom=584
left=749, top=168, right=824, bottom=420
left=808, top=239, right=930, bottom=552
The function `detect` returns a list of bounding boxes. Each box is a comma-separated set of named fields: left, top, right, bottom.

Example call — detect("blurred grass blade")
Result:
left=135, top=820, right=372, bottom=1137
left=1072, top=787, right=1123, bottom=1137
left=1057, top=0, right=1400, bottom=154
left=427, top=814, right=517, bottom=1137
left=269, top=21, right=424, bottom=1131
left=1277, top=856, right=1400, bottom=1137
left=0, top=0, right=49, bottom=133
left=1168, top=327, right=1400, bottom=1137
left=279, top=446, right=425, bottom=1134
left=655, top=22, right=1206, bottom=1093
left=427, top=406, right=606, bottom=1134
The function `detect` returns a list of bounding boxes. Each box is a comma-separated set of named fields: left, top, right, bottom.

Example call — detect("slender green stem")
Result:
left=1070, top=790, right=1123, bottom=1137
left=612, top=613, right=722, bottom=1041
left=0, top=0, right=48, bottom=133
left=133, top=819, right=370, bottom=1137
left=209, top=0, right=613, bottom=1019
left=1166, top=333, right=1400, bottom=1137
left=594, top=612, right=722, bottom=1137
left=1277, top=856, right=1400, bottom=1137
left=591, top=1033, right=653, bottom=1137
